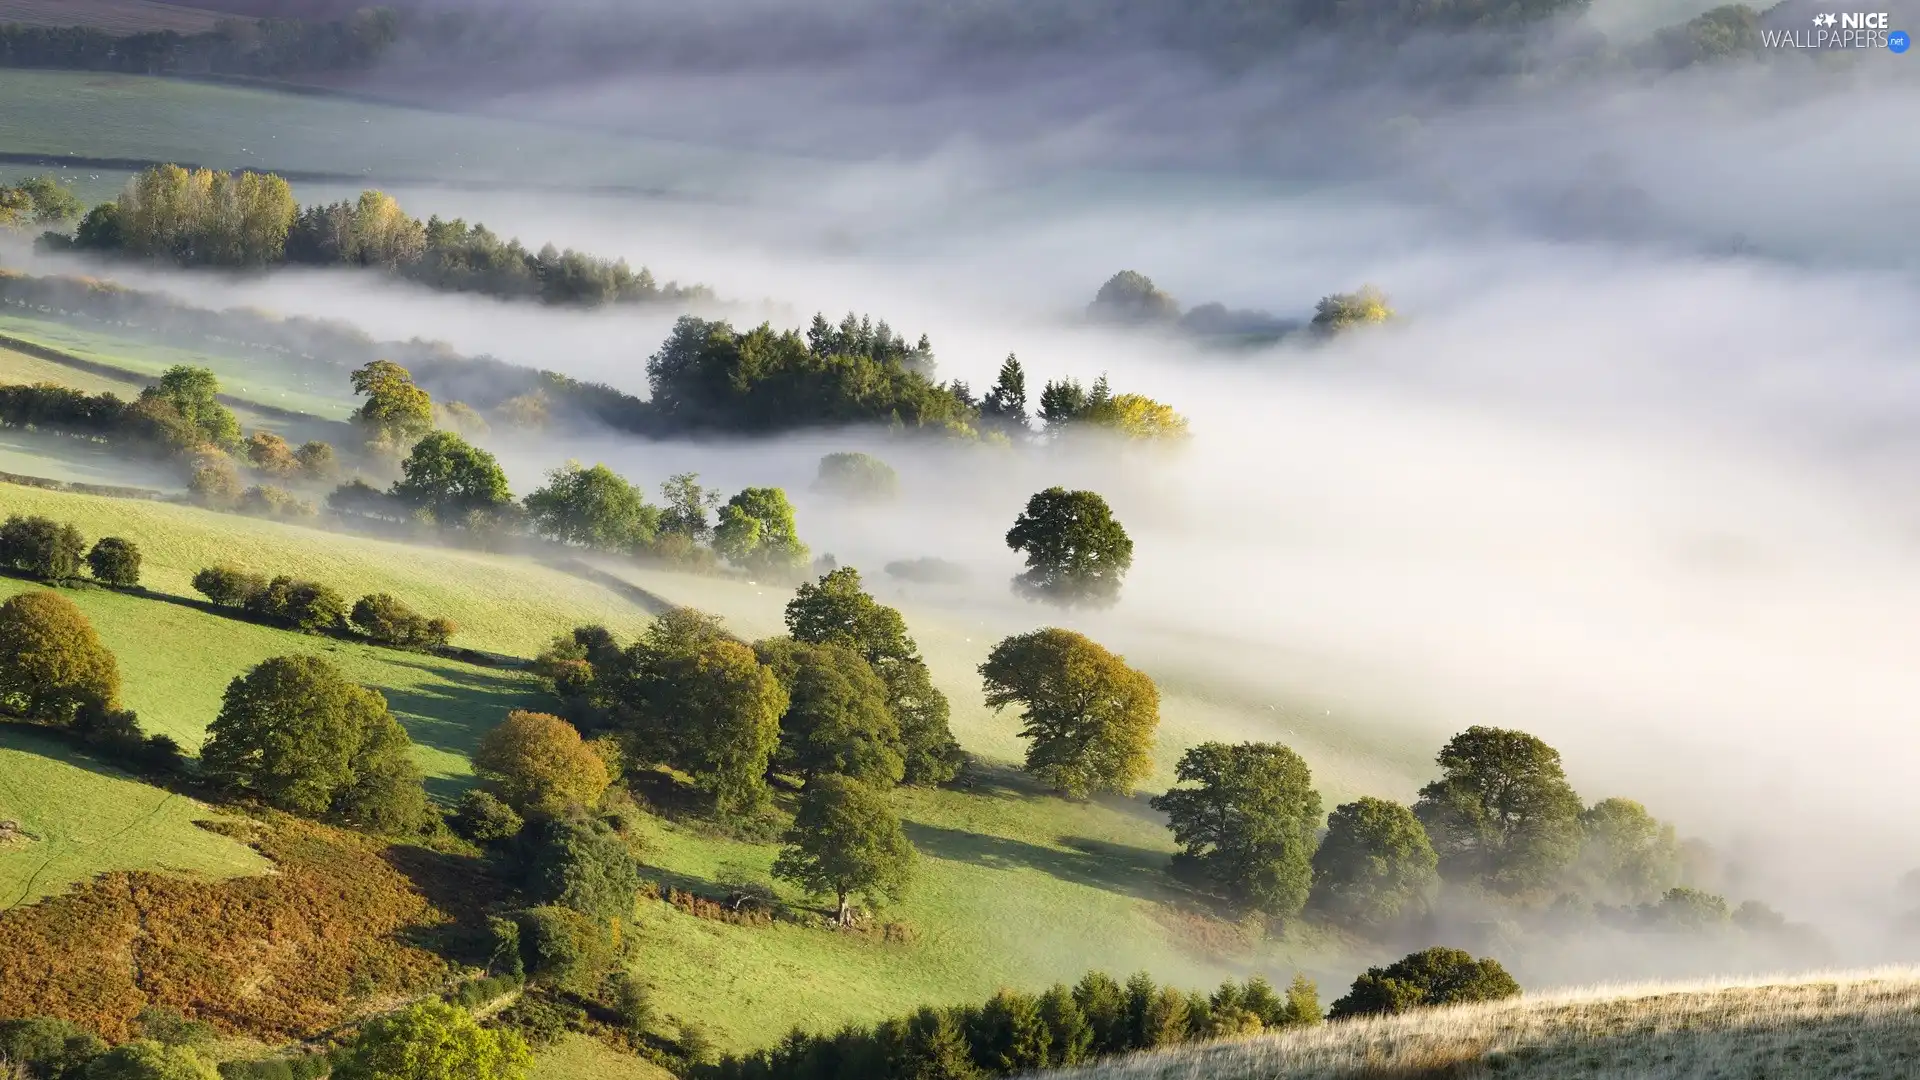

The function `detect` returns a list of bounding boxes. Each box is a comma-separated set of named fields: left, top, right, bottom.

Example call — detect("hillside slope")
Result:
left=1057, top=967, right=1920, bottom=1080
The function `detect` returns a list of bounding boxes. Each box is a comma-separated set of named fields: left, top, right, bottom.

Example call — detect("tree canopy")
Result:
left=200, top=655, right=426, bottom=833
left=1327, top=947, right=1520, bottom=1019
left=713, top=487, right=809, bottom=576
left=1413, top=726, right=1584, bottom=894
left=351, top=360, right=435, bottom=447
left=0, top=590, right=120, bottom=724
left=756, top=638, right=904, bottom=788
left=1574, top=797, right=1682, bottom=904
left=525, top=461, right=661, bottom=551
left=1005, top=488, right=1134, bottom=607
left=1151, top=742, right=1323, bottom=920
left=979, top=628, right=1158, bottom=797
left=141, top=366, right=239, bottom=450
left=1308, top=797, right=1439, bottom=928
left=473, top=710, right=611, bottom=818
left=1310, top=286, right=1394, bottom=335
left=390, top=431, right=513, bottom=526
left=814, top=452, right=899, bottom=502
left=332, top=1002, right=530, bottom=1080
left=772, top=775, right=917, bottom=925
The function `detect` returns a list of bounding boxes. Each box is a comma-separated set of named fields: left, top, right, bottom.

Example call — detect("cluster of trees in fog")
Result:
left=0, top=9, right=398, bottom=77
left=38, top=167, right=707, bottom=308
left=1086, top=270, right=1394, bottom=348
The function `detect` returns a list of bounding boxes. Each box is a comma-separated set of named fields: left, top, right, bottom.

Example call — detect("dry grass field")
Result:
left=1060, top=967, right=1920, bottom=1079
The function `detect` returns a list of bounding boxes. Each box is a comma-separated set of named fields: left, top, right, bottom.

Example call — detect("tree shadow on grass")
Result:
left=950, top=759, right=1170, bottom=830
left=541, top=557, right=676, bottom=617
left=382, top=841, right=507, bottom=965
left=901, top=820, right=1184, bottom=905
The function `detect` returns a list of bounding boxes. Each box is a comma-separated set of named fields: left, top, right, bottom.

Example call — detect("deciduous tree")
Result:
left=140, top=366, right=239, bottom=449
left=713, top=487, right=809, bottom=575
left=1413, top=726, right=1584, bottom=894
left=390, top=431, right=512, bottom=525
left=756, top=638, right=903, bottom=788
left=331, top=1002, right=530, bottom=1080
left=86, top=537, right=141, bottom=588
left=1308, top=797, right=1438, bottom=928
left=0, top=590, right=120, bottom=723
left=474, top=710, right=611, bottom=817
left=1574, top=797, right=1682, bottom=904
left=979, top=628, right=1158, bottom=797
left=1005, top=488, right=1133, bottom=607
left=350, top=360, right=434, bottom=446
left=525, top=461, right=660, bottom=551
left=772, top=775, right=916, bottom=925
left=1327, top=947, right=1519, bottom=1019
left=1152, top=742, right=1323, bottom=920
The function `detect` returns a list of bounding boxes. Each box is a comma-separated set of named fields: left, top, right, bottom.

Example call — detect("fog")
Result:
left=21, top=14, right=1920, bottom=984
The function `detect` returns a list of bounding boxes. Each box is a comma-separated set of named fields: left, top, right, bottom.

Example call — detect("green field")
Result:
left=0, top=725, right=269, bottom=909
left=0, top=70, right=799, bottom=198
left=529, top=1035, right=675, bottom=1080
left=0, top=314, right=355, bottom=423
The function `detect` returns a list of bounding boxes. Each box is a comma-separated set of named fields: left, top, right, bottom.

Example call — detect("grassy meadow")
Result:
left=0, top=0, right=224, bottom=33
left=1063, top=967, right=1920, bottom=1080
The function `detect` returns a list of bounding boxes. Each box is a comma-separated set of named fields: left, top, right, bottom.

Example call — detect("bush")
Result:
left=86, top=537, right=141, bottom=588
left=0, top=515, right=87, bottom=581
left=192, top=565, right=267, bottom=607
left=350, top=593, right=455, bottom=649
left=0, top=1016, right=108, bottom=1080
left=332, top=1002, right=530, bottom=1080
left=454, top=789, right=524, bottom=842
left=238, top=485, right=317, bottom=519
left=245, top=576, right=349, bottom=633
left=133, top=1008, right=215, bottom=1049
left=71, top=702, right=185, bottom=775
left=474, top=711, right=610, bottom=818
left=0, top=590, right=120, bottom=723
left=245, top=432, right=298, bottom=474
left=515, top=906, right=616, bottom=995
left=490, top=993, right=579, bottom=1051
left=1327, top=947, right=1520, bottom=1020
left=81, top=1041, right=218, bottom=1080
left=294, top=441, right=337, bottom=478
left=603, top=970, right=653, bottom=1033
left=814, top=452, right=898, bottom=501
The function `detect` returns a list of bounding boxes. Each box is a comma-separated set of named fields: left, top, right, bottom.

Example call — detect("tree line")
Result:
left=0, top=9, right=399, bottom=77
left=38, top=167, right=709, bottom=309
left=1085, top=269, right=1395, bottom=349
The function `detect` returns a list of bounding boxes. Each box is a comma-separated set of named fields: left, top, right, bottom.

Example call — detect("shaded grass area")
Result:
left=0, top=725, right=269, bottom=909
left=530, top=1034, right=677, bottom=1080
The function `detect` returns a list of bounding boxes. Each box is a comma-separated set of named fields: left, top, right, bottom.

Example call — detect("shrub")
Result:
left=133, top=1008, right=215, bottom=1049
left=603, top=970, right=652, bottom=1034
left=454, top=789, right=524, bottom=842
left=294, top=441, right=337, bottom=478
left=1327, top=947, right=1520, bottom=1020
left=0, top=1016, right=108, bottom=1080
left=350, top=594, right=454, bottom=649
left=86, top=537, right=141, bottom=588
left=490, top=993, right=578, bottom=1051
left=72, top=702, right=184, bottom=775
left=238, top=486, right=317, bottom=519
left=246, top=577, right=348, bottom=633
left=0, top=590, right=120, bottom=723
left=80, top=1041, right=218, bottom=1080
left=192, top=565, right=267, bottom=607
left=331, top=1002, right=530, bottom=1080
left=245, top=432, right=298, bottom=475
left=0, top=515, right=87, bottom=581
left=515, top=906, right=616, bottom=995
left=473, top=711, right=610, bottom=818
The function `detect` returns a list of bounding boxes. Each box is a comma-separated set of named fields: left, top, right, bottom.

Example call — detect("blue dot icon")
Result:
left=1893, top=29, right=1912, bottom=52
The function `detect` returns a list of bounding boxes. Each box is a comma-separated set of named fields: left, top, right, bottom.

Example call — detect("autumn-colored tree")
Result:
left=473, top=709, right=611, bottom=817
left=979, top=628, right=1158, bottom=797
left=350, top=360, right=434, bottom=447
left=245, top=431, right=298, bottom=474
left=0, top=590, right=120, bottom=723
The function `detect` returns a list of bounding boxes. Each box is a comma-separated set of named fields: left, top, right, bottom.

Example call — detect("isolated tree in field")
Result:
left=785, top=567, right=962, bottom=784
left=1087, top=270, right=1180, bottom=324
left=713, top=487, right=809, bottom=575
left=756, top=638, right=904, bottom=788
left=1327, top=947, right=1520, bottom=1019
left=1308, top=796, right=1439, bottom=928
left=1310, top=285, right=1394, bottom=335
left=1574, top=797, right=1682, bottom=904
left=0, top=514, right=87, bottom=581
left=391, top=431, right=513, bottom=525
left=1005, top=488, right=1134, bottom=607
left=350, top=360, right=434, bottom=447
left=980, top=353, right=1030, bottom=435
left=332, top=1002, right=531, bottom=1080
left=140, top=366, right=240, bottom=449
left=473, top=710, right=610, bottom=817
left=605, top=609, right=786, bottom=815
left=0, top=590, right=120, bottom=723
left=1413, top=726, right=1584, bottom=894
left=1151, top=741, right=1323, bottom=920
left=80, top=1040, right=218, bottom=1080
left=201, top=654, right=425, bottom=832
left=814, top=452, right=899, bottom=502
left=773, top=775, right=917, bottom=925
left=979, top=628, right=1159, bottom=797
left=525, top=461, right=660, bottom=551
left=85, top=537, right=141, bottom=589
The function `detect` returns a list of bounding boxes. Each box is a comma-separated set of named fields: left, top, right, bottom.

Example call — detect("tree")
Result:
left=756, top=638, right=903, bottom=788
left=972, top=990, right=1051, bottom=1073
left=1327, top=947, right=1520, bottom=1019
left=1078, top=393, right=1191, bottom=442
left=1645, top=886, right=1731, bottom=931
left=244, top=431, right=298, bottom=474
left=1310, top=286, right=1394, bottom=335
left=140, top=366, right=239, bottom=449
left=86, top=537, right=141, bottom=588
left=351, top=360, right=434, bottom=447
left=1413, top=727, right=1584, bottom=894
left=246, top=576, right=349, bottom=633
left=979, top=629, right=1158, bottom=797
left=658, top=472, right=720, bottom=540
left=191, top=565, right=267, bottom=607
left=0, top=175, right=81, bottom=228
left=1037, top=985, right=1093, bottom=1066
left=894, top=1008, right=980, bottom=1080
left=1151, top=742, right=1323, bottom=920
left=1005, top=488, right=1134, bottom=607
left=1308, top=797, right=1439, bottom=928
left=604, top=609, right=787, bottom=816
left=0, top=590, right=120, bottom=723
left=0, top=1015, right=107, bottom=1080
left=520, top=816, right=638, bottom=925
left=391, top=431, right=512, bottom=525
left=80, top=1041, right=217, bottom=1080
left=1574, top=797, right=1681, bottom=904
left=772, top=775, right=917, bottom=925
left=0, top=515, right=87, bottom=581
left=1087, top=270, right=1180, bottom=324
left=200, top=655, right=425, bottom=832
left=351, top=593, right=454, bottom=648
left=474, top=710, right=611, bottom=817
left=980, top=354, right=1029, bottom=435
left=713, top=487, right=809, bottom=575
left=785, top=567, right=962, bottom=785
left=331, top=1002, right=530, bottom=1080
left=525, top=461, right=660, bottom=551
left=814, top=452, right=899, bottom=502
left=295, top=440, right=337, bottom=477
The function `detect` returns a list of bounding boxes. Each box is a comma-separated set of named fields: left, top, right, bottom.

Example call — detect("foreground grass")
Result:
left=530, top=1035, right=675, bottom=1080
left=0, top=726, right=268, bottom=909
left=1064, top=967, right=1920, bottom=1080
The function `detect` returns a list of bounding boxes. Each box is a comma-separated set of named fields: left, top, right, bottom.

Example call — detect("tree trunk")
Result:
left=837, top=890, right=851, bottom=926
